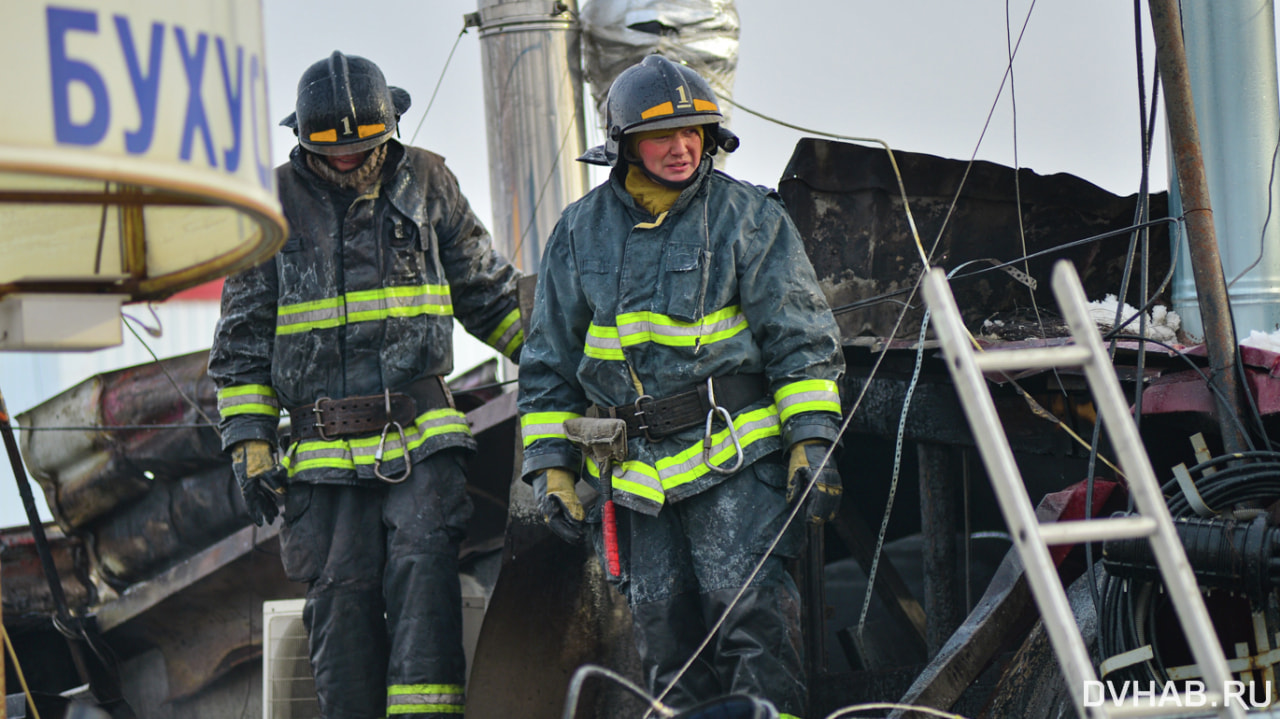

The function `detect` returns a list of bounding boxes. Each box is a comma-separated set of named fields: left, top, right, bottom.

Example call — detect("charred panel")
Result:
left=779, top=139, right=1170, bottom=341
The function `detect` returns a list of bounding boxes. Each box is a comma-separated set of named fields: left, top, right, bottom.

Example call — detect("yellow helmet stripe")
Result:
left=309, top=128, right=337, bottom=143
left=640, top=101, right=674, bottom=119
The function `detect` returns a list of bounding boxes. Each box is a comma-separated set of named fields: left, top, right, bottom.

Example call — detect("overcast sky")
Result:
left=1, top=0, right=1172, bottom=528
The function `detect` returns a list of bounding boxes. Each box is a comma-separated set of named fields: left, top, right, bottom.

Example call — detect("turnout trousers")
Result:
left=594, top=454, right=808, bottom=717
left=280, top=449, right=473, bottom=718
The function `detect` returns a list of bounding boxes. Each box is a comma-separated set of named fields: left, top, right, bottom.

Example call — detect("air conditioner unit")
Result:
left=262, top=577, right=487, bottom=719
left=262, top=599, right=318, bottom=719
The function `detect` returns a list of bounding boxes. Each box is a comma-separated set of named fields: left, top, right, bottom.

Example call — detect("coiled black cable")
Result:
left=1097, top=451, right=1280, bottom=685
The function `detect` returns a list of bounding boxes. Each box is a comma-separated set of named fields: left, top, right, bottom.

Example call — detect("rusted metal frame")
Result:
left=918, top=442, right=964, bottom=658
left=94, top=523, right=280, bottom=632
left=1149, top=0, right=1249, bottom=456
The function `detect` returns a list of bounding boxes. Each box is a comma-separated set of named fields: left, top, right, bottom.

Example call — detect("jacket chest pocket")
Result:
left=384, top=215, right=433, bottom=283
left=578, top=256, right=616, bottom=316
left=277, top=235, right=309, bottom=297
left=660, top=242, right=710, bottom=322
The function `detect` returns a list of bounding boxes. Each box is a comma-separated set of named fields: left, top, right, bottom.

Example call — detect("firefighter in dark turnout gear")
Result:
left=209, top=51, right=524, bottom=719
left=517, top=55, right=844, bottom=718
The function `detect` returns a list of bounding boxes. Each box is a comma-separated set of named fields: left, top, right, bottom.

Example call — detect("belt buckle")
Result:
left=632, top=394, right=660, bottom=442
left=312, top=397, right=335, bottom=441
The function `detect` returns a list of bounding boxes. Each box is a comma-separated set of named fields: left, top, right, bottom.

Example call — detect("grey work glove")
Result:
left=786, top=440, right=843, bottom=525
left=231, top=439, right=285, bottom=526
left=532, top=467, right=586, bottom=545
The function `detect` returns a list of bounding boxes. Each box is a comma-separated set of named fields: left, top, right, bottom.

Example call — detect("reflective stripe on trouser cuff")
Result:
left=520, top=411, right=582, bottom=447
left=216, top=384, right=280, bottom=418
left=282, top=409, right=470, bottom=474
left=387, top=683, right=464, bottom=715
left=485, top=308, right=524, bottom=358
left=586, top=405, right=781, bottom=515
left=774, top=379, right=841, bottom=423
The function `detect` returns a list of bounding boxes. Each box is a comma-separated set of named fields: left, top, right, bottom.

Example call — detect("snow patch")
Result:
left=1241, top=329, right=1280, bottom=353
left=1087, top=294, right=1181, bottom=343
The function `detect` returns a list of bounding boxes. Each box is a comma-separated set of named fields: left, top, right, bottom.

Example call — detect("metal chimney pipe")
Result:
left=1150, top=0, right=1249, bottom=456
left=469, top=0, right=590, bottom=274
left=1168, top=0, right=1280, bottom=340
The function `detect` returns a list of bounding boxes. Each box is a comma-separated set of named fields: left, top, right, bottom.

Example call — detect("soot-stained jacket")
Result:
left=209, top=141, right=523, bottom=485
left=517, top=158, right=844, bottom=516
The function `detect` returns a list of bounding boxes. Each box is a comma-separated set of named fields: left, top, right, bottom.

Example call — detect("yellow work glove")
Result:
left=532, top=467, right=585, bottom=544
left=230, top=439, right=284, bottom=526
left=786, top=439, right=843, bottom=525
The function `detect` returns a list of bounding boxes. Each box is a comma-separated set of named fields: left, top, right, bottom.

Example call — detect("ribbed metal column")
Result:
left=1169, top=0, right=1280, bottom=338
left=1153, top=0, right=1250, bottom=456
left=471, top=0, right=590, bottom=274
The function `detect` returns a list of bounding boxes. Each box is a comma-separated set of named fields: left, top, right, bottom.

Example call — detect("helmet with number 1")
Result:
left=596, top=54, right=738, bottom=167
left=280, top=51, right=412, bottom=157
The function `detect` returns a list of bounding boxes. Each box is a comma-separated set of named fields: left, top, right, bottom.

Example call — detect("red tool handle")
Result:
left=602, top=499, right=621, bottom=577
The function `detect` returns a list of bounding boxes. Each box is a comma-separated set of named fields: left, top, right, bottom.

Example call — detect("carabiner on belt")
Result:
left=702, top=377, right=744, bottom=475
left=374, top=389, right=412, bottom=483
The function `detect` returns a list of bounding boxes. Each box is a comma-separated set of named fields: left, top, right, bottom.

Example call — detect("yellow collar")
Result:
left=625, top=164, right=682, bottom=217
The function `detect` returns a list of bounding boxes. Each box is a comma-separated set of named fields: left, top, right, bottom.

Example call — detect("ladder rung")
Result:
left=1102, top=693, right=1225, bottom=718
left=1035, top=517, right=1158, bottom=546
left=973, top=345, right=1093, bottom=374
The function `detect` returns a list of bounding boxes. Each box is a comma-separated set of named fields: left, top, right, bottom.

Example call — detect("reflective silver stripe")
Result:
left=387, top=692, right=464, bottom=706
left=520, top=412, right=581, bottom=446
left=387, top=683, right=465, bottom=714
left=584, top=324, right=624, bottom=359
left=655, top=408, right=781, bottom=491
left=278, top=305, right=344, bottom=327
left=216, top=387, right=280, bottom=417
left=492, top=322, right=523, bottom=356
left=283, top=410, right=471, bottom=476
left=589, top=458, right=665, bottom=513
left=587, top=406, right=783, bottom=515
left=486, top=308, right=524, bottom=357
left=345, top=290, right=451, bottom=318
left=774, top=379, right=842, bottom=422
left=616, top=309, right=746, bottom=346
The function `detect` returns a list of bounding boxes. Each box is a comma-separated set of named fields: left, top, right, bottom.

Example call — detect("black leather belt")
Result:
left=591, top=374, right=768, bottom=441
left=290, top=376, right=453, bottom=441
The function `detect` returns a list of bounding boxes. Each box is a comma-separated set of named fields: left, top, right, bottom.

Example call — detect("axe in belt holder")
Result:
left=564, top=417, right=627, bottom=577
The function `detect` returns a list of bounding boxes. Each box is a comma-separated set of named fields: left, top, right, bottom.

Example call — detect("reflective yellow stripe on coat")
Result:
left=216, top=384, right=280, bottom=418
left=276, top=284, right=453, bottom=335
left=584, top=306, right=748, bottom=360
left=774, top=379, right=841, bottom=422
left=586, top=405, right=781, bottom=514
left=282, top=408, right=470, bottom=475
left=485, top=307, right=524, bottom=359
left=520, top=411, right=582, bottom=447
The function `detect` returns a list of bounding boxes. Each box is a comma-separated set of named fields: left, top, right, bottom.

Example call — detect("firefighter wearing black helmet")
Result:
left=209, top=51, right=524, bottom=719
left=518, top=54, right=844, bottom=717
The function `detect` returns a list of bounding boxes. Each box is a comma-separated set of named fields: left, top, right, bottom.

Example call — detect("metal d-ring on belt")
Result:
left=372, top=389, right=412, bottom=483
left=702, top=376, right=745, bottom=475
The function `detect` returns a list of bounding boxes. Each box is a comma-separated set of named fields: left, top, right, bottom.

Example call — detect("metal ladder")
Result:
left=922, top=261, right=1243, bottom=719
